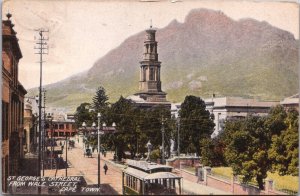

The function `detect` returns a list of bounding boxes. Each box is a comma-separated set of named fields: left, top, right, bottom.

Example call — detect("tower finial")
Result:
left=150, top=19, right=152, bottom=28
left=6, top=12, right=12, bottom=21
left=6, top=6, right=12, bottom=20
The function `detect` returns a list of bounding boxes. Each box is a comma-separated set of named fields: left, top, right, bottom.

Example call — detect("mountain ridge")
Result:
left=28, top=8, right=299, bottom=112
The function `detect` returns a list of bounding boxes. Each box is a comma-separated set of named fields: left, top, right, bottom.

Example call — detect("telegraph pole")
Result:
left=177, top=114, right=180, bottom=157
left=34, top=28, right=48, bottom=194
left=42, top=89, right=46, bottom=175
left=161, top=117, right=165, bottom=165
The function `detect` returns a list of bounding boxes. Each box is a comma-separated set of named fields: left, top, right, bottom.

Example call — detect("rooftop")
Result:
left=280, top=94, right=299, bottom=105
left=124, top=167, right=180, bottom=180
left=126, top=159, right=173, bottom=172
left=204, top=97, right=278, bottom=108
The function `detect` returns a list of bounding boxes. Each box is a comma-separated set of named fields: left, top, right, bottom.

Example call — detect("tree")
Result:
left=268, top=108, right=299, bottom=176
left=224, top=116, right=270, bottom=190
left=106, top=96, right=138, bottom=160
left=92, top=86, right=109, bottom=113
left=140, top=106, right=173, bottom=160
left=264, top=105, right=287, bottom=136
left=179, top=95, right=215, bottom=156
left=201, top=133, right=227, bottom=167
left=74, top=102, right=93, bottom=128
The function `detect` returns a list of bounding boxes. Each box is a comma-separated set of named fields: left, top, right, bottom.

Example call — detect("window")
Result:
left=2, top=101, right=9, bottom=141
left=149, top=68, right=155, bottom=81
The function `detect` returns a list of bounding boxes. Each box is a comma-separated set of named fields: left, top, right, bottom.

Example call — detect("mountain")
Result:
left=28, top=9, right=299, bottom=112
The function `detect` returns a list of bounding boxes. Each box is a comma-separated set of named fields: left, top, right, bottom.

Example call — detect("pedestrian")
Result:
left=103, top=163, right=108, bottom=175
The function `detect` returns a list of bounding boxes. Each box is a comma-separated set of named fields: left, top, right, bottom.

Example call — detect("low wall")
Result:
left=232, top=182, right=261, bottom=195
left=166, top=157, right=200, bottom=169
left=206, top=174, right=288, bottom=195
left=206, top=175, right=232, bottom=193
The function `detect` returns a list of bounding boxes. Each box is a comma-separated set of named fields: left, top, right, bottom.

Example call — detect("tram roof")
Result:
left=124, top=167, right=181, bottom=180
left=126, top=160, right=173, bottom=172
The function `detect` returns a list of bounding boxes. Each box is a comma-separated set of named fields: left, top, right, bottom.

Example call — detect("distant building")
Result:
left=280, top=94, right=299, bottom=111
left=170, top=97, right=279, bottom=138
left=171, top=103, right=181, bottom=118
left=205, top=97, right=279, bottom=138
left=45, top=111, right=77, bottom=138
left=2, top=13, right=27, bottom=192
left=127, top=26, right=171, bottom=109
left=23, top=97, right=38, bottom=153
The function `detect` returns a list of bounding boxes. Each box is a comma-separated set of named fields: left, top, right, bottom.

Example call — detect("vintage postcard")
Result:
left=1, top=0, right=299, bottom=195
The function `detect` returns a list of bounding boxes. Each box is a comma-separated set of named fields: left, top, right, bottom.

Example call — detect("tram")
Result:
left=122, top=160, right=182, bottom=195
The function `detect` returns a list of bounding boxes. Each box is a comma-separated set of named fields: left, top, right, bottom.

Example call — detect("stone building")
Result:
left=23, top=97, right=38, bottom=153
left=2, top=13, right=27, bottom=192
left=127, top=26, right=171, bottom=109
left=204, top=97, right=279, bottom=138
left=45, top=111, right=77, bottom=138
left=280, top=94, right=299, bottom=111
left=171, top=97, right=279, bottom=138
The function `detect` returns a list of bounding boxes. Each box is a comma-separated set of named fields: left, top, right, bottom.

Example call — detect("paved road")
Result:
left=44, top=136, right=123, bottom=195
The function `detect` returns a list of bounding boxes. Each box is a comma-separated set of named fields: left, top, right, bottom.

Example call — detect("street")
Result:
left=44, top=136, right=123, bottom=195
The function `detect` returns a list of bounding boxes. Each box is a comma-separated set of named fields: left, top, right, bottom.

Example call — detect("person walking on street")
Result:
left=103, top=163, right=108, bottom=175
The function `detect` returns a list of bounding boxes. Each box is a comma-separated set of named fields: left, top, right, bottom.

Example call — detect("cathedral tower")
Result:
left=133, top=26, right=169, bottom=107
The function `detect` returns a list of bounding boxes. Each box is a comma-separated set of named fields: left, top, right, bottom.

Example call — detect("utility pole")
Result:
left=177, top=114, right=180, bottom=157
left=161, top=117, right=165, bottom=165
left=34, top=28, right=48, bottom=194
left=65, top=133, right=68, bottom=177
left=42, top=88, right=46, bottom=176
left=97, top=113, right=101, bottom=189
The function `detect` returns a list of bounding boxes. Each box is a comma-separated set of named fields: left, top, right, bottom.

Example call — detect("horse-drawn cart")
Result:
left=84, top=148, right=92, bottom=158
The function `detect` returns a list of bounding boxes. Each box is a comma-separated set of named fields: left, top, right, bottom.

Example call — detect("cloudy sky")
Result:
left=2, top=0, right=299, bottom=89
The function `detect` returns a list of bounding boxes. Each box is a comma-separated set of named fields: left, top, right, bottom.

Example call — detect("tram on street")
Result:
left=122, top=160, right=182, bottom=195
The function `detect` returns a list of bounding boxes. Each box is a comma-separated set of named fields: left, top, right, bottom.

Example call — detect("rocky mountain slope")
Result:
left=28, top=9, right=299, bottom=112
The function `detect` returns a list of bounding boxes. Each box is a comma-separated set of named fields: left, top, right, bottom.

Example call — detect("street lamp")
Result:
left=97, top=113, right=102, bottom=189
left=82, top=122, right=88, bottom=148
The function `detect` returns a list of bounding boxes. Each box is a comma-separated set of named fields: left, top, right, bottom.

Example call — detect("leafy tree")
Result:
left=264, top=105, right=287, bottom=136
left=140, top=106, right=173, bottom=160
left=179, top=95, right=215, bottom=156
left=224, top=116, right=270, bottom=190
left=74, top=102, right=93, bottom=128
left=201, top=133, right=227, bottom=167
left=106, top=96, right=138, bottom=159
left=92, top=86, right=109, bottom=113
left=268, top=108, right=299, bottom=176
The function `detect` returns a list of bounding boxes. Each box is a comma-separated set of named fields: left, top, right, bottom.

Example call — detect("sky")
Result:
left=2, top=0, right=299, bottom=89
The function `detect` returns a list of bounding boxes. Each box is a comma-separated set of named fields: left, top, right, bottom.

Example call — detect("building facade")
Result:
left=23, top=97, right=38, bottom=153
left=205, top=97, right=278, bottom=138
left=280, top=94, right=299, bottom=111
left=171, top=97, right=279, bottom=138
left=2, top=13, right=27, bottom=192
left=45, top=112, right=77, bottom=138
left=128, top=26, right=171, bottom=109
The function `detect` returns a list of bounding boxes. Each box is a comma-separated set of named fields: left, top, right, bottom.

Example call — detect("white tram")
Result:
left=122, top=160, right=182, bottom=195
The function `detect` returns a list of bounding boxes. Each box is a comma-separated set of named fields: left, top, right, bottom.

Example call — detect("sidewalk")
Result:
left=182, top=178, right=231, bottom=195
